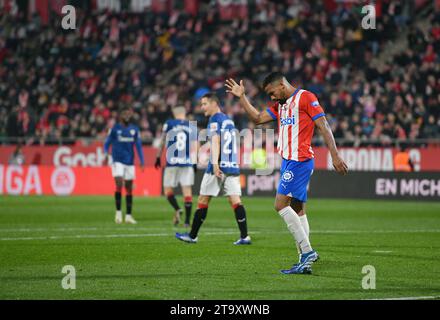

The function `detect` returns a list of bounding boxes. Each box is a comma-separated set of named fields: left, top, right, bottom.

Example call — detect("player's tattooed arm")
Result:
left=315, top=117, right=349, bottom=175
left=225, top=78, right=274, bottom=125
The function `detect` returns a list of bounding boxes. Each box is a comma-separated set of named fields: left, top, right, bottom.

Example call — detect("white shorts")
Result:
left=111, top=162, right=135, bottom=180
left=163, top=166, right=195, bottom=188
left=200, top=173, right=242, bottom=197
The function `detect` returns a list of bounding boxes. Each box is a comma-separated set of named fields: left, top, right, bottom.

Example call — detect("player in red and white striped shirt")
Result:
left=226, top=73, right=348, bottom=274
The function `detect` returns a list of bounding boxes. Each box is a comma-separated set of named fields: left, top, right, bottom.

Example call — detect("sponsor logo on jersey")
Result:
left=280, top=116, right=295, bottom=126
left=169, top=157, right=192, bottom=165
left=130, top=129, right=135, bottom=136
left=220, top=161, right=239, bottom=168
left=117, top=136, right=135, bottom=142
left=311, top=101, right=320, bottom=107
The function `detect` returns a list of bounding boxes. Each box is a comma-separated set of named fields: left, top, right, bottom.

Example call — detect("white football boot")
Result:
left=115, top=211, right=123, bottom=224
left=125, top=214, right=137, bottom=224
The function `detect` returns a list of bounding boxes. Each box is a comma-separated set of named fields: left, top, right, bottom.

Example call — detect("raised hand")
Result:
left=225, top=79, right=245, bottom=98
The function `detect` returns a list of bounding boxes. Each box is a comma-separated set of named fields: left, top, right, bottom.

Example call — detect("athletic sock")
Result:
left=126, top=194, right=133, bottom=215
left=189, top=204, right=208, bottom=239
left=278, top=206, right=312, bottom=254
left=184, top=196, right=192, bottom=224
left=296, top=215, right=310, bottom=254
left=115, top=192, right=122, bottom=211
left=299, top=214, right=310, bottom=238
left=166, top=193, right=181, bottom=211
left=233, top=204, right=248, bottom=239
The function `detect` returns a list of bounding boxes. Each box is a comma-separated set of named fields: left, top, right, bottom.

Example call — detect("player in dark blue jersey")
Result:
left=176, top=93, right=251, bottom=245
left=155, top=106, right=197, bottom=227
left=104, top=107, right=145, bottom=224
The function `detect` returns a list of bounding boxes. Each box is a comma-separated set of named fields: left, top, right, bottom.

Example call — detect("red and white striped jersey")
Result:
left=266, top=89, right=325, bottom=161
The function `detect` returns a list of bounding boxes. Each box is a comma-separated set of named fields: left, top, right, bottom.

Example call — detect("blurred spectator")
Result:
left=8, top=144, right=25, bottom=165
left=0, top=1, right=438, bottom=147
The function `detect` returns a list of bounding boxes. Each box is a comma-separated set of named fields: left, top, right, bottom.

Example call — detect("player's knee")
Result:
left=274, top=201, right=288, bottom=212
left=228, top=197, right=241, bottom=208
left=296, top=209, right=305, bottom=216
left=197, top=196, right=210, bottom=206
left=115, top=179, right=123, bottom=191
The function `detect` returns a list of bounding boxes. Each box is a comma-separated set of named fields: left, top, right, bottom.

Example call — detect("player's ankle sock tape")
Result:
left=189, top=208, right=207, bottom=239
left=115, top=192, right=122, bottom=211
left=234, top=205, right=248, bottom=239
left=166, top=195, right=180, bottom=211
left=126, top=195, right=133, bottom=214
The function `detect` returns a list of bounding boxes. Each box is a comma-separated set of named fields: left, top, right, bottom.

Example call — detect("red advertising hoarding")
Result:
left=1, top=145, right=439, bottom=172
left=0, top=165, right=161, bottom=196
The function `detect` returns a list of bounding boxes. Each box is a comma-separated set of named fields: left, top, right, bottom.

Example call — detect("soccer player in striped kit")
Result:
left=155, top=106, right=198, bottom=227
left=226, top=73, right=348, bottom=274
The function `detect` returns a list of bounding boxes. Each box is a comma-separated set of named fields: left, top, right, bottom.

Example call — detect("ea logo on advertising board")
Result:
left=282, top=170, right=294, bottom=183
left=51, top=167, right=75, bottom=195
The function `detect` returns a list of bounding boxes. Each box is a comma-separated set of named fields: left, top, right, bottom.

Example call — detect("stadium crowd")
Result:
left=0, top=0, right=439, bottom=147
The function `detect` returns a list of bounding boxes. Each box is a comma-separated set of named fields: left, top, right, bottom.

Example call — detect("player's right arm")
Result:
left=211, top=134, right=223, bottom=179
left=103, top=127, right=113, bottom=166
left=225, top=78, right=275, bottom=125
left=155, top=122, right=168, bottom=169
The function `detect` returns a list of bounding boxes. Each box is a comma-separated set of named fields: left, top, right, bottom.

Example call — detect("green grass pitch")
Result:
left=0, top=196, right=439, bottom=300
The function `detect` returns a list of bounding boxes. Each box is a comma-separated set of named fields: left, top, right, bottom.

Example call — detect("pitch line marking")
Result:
left=366, top=296, right=440, bottom=300
left=0, top=227, right=237, bottom=233
left=0, top=231, right=261, bottom=241
left=0, top=227, right=440, bottom=234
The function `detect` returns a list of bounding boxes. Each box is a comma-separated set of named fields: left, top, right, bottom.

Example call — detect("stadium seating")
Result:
left=0, top=1, right=438, bottom=146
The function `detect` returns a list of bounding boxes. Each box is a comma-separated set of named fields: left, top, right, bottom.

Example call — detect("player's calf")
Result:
left=188, top=202, right=209, bottom=240
left=231, top=201, right=250, bottom=244
left=114, top=179, right=123, bottom=224
left=183, top=196, right=192, bottom=227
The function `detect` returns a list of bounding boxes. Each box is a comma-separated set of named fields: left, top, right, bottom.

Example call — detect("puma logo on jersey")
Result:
left=280, top=116, right=295, bottom=126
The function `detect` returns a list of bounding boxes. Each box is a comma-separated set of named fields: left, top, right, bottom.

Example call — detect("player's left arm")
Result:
left=135, top=129, right=145, bottom=171
left=302, top=92, right=348, bottom=175
left=315, top=117, right=348, bottom=175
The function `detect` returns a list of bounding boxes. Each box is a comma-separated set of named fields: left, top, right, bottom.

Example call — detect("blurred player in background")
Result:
left=175, top=93, right=251, bottom=245
left=155, top=106, right=198, bottom=227
left=226, top=73, right=348, bottom=274
left=104, top=107, right=145, bottom=224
